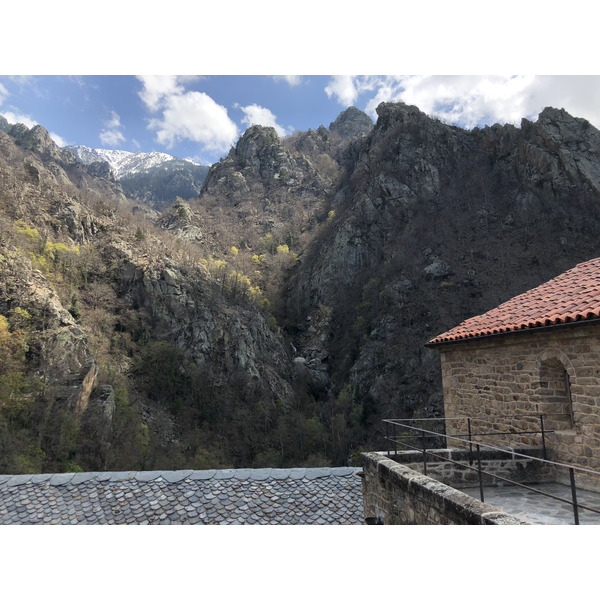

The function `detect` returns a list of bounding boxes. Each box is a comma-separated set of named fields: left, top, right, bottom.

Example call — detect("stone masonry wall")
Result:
left=386, top=447, right=555, bottom=488
left=361, top=452, right=527, bottom=525
left=437, top=322, right=600, bottom=489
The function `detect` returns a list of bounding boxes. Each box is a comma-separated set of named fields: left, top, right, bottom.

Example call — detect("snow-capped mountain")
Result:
left=65, top=145, right=210, bottom=208
left=64, top=145, right=202, bottom=178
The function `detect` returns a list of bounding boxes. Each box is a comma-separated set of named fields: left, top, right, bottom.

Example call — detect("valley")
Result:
left=2, top=102, right=600, bottom=474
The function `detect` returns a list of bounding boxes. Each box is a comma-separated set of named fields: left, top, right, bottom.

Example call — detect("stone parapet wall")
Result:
left=385, top=447, right=555, bottom=488
left=361, top=452, right=527, bottom=525
left=437, top=323, right=600, bottom=475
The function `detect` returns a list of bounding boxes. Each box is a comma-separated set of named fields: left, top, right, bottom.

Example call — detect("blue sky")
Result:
left=0, top=75, right=346, bottom=164
left=3, top=74, right=600, bottom=167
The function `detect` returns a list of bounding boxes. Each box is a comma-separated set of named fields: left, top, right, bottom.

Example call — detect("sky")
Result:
left=2, top=74, right=600, bottom=166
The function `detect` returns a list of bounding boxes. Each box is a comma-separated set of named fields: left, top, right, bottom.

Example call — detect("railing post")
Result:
left=539, top=414, right=547, bottom=460
left=422, top=429, right=427, bottom=476
left=386, top=420, right=390, bottom=458
left=570, top=468, right=580, bottom=525
left=394, top=422, right=397, bottom=457
left=476, top=443, right=484, bottom=503
left=468, top=417, right=473, bottom=465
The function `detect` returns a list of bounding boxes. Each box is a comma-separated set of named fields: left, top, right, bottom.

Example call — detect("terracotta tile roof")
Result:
left=0, top=467, right=364, bottom=525
left=429, top=257, right=600, bottom=344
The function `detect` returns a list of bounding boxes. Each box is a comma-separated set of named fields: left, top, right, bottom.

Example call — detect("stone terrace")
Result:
left=0, top=467, right=363, bottom=525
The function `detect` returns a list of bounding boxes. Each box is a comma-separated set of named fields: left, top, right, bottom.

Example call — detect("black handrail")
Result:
left=382, top=416, right=600, bottom=525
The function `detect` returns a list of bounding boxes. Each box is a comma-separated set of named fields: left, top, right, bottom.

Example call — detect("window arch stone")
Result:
left=535, top=348, right=575, bottom=430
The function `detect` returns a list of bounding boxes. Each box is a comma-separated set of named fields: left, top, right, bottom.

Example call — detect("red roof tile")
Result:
left=429, top=257, right=600, bottom=344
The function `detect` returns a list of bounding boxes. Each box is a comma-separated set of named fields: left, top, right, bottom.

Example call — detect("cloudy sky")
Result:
left=1, top=2, right=599, bottom=168
left=3, top=74, right=600, bottom=166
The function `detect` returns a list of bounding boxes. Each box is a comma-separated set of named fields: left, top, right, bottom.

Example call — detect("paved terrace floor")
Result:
left=461, top=483, right=600, bottom=525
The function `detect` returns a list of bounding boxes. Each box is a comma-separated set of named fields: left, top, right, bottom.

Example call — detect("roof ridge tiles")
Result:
left=0, top=466, right=362, bottom=488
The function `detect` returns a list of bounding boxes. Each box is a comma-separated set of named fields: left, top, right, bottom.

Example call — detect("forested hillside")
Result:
left=2, top=103, right=600, bottom=474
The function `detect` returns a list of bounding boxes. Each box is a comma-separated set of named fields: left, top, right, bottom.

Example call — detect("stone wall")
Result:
left=435, top=322, right=600, bottom=483
left=361, top=452, right=528, bottom=525
left=386, top=447, right=555, bottom=488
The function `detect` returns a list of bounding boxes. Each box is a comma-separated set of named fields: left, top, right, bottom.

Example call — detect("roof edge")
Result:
left=0, top=467, right=362, bottom=487
left=426, top=315, right=600, bottom=348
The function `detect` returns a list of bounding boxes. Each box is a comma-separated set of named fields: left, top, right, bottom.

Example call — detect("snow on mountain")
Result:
left=64, top=145, right=202, bottom=179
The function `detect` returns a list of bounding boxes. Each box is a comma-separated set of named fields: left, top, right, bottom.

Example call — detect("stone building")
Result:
left=427, top=257, right=600, bottom=477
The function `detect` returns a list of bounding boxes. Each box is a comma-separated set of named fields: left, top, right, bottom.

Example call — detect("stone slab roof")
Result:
left=429, top=257, right=600, bottom=344
left=0, top=467, right=364, bottom=525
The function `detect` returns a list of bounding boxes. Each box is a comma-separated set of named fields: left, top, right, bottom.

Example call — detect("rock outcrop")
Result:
left=4, top=102, right=600, bottom=471
left=290, top=102, right=600, bottom=434
left=329, top=106, right=374, bottom=139
left=0, top=247, right=106, bottom=420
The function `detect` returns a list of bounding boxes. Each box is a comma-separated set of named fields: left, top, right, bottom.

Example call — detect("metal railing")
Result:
left=383, top=415, right=600, bottom=525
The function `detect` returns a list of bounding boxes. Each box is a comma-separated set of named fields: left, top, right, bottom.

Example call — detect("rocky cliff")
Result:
left=0, top=121, right=300, bottom=472
left=289, top=103, right=600, bottom=443
left=3, top=103, right=600, bottom=472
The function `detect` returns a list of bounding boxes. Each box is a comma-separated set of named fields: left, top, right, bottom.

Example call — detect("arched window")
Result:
left=538, top=355, right=575, bottom=430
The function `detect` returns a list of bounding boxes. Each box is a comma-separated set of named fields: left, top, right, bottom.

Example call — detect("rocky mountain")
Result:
left=289, top=103, right=600, bottom=432
left=329, top=106, right=373, bottom=139
left=0, top=121, right=301, bottom=473
left=65, top=145, right=209, bottom=209
left=2, top=103, right=600, bottom=474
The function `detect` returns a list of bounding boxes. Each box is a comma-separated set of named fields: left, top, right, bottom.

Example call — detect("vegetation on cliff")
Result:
left=2, top=102, right=600, bottom=474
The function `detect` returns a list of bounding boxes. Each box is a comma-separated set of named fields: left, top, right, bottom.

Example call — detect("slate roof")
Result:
left=0, top=467, right=364, bottom=525
left=429, top=257, right=600, bottom=344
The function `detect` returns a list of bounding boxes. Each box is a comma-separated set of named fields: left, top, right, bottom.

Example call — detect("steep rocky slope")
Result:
left=288, top=103, right=600, bottom=445
left=0, top=121, right=300, bottom=473
left=3, top=102, right=600, bottom=472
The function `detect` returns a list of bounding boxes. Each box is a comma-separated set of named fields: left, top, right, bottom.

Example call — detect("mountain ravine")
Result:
left=2, top=103, right=600, bottom=473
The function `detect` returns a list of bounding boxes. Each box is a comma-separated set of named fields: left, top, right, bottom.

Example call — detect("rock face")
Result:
left=202, top=125, right=329, bottom=201
left=290, top=102, right=600, bottom=437
left=118, top=255, right=295, bottom=407
left=4, top=103, right=600, bottom=471
left=196, top=123, right=343, bottom=262
left=329, top=106, right=373, bottom=139
left=0, top=125, right=125, bottom=433
left=0, top=249, right=100, bottom=411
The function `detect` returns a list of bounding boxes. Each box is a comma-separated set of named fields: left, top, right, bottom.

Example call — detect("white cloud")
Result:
left=273, top=75, right=302, bottom=86
left=99, top=110, right=126, bottom=147
left=326, top=75, right=600, bottom=130
left=137, top=76, right=239, bottom=154
left=0, top=110, right=38, bottom=128
left=99, top=129, right=126, bottom=147
left=105, top=110, right=122, bottom=129
left=238, top=103, right=290, bottom=137
left=149, top=90, right=239, bottom=152
left=325, top=75, right=359, bottom=106
left=49, top=131, right=68, bottom=147
left=137, top=75, right=184, bottom=112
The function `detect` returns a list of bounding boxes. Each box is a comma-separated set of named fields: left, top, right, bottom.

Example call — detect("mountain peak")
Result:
left=65, top=146, right=201, bottom=179
left=235, top=125, right=280, bottom=158
left=65, top=145, right=208, bottom=208
left=329, top=107, right=373, bottom=139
